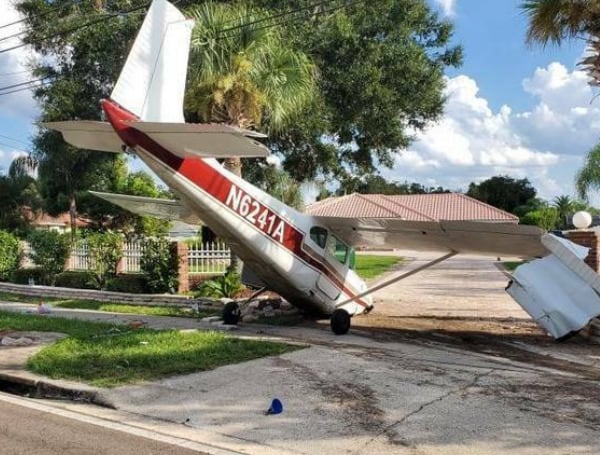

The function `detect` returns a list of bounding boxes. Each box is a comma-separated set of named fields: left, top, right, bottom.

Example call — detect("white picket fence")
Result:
left=21, top=240, right=230, bottom=276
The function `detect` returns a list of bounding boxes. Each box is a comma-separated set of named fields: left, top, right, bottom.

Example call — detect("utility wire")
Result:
left=0, top=2, right=150, bottom=54
left=0, top=0, right=80, bottom=30
left=0, top=133, right=29, bottom=146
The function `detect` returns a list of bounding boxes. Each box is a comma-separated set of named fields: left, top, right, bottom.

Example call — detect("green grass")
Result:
left=354, top=254, right=403, bottom=279
left=0, top=311, right=302, bottom=387
left=502, top=261, right=525, bottom=272
left=0, top=292, right=217, bottom=319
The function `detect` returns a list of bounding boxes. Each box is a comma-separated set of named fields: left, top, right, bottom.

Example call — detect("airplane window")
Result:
left=310, top=226, right=328, bottom=249
left=326, top=235, right=348, bottom=264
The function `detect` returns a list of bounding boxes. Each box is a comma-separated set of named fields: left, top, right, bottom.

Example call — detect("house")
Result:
left=305, top=192, right=519, bottom=223
left=23, top=208, right=91, bottom=233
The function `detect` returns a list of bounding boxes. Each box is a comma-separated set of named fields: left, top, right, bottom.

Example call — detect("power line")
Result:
left=0, top=0, right=80, bottom=30
left=0, top=79, right=50, bottom=96
left=0, top=133, right=29, bottom=147
left=0, top=2, right=150, bottom=54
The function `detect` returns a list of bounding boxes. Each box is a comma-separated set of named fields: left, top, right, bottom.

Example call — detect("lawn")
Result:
left=354, top=254, right=404, bottom=279
left=0, top=311, right=302, bottom=387
left=502, top=261, right=526, bottom=272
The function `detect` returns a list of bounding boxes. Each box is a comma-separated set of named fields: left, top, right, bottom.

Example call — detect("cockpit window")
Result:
left=327, top=235, right=349, bottom=265
left=310, top=226, right=328, bottom=249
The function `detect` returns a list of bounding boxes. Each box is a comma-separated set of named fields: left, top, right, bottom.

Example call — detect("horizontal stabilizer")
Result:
left=129, top=121, right=269, bottom=158
left=507, top=234, right=600, bottom=339
left=41, top=121, right=123, bottom=153
left=90, top=191, right=201, bottom=224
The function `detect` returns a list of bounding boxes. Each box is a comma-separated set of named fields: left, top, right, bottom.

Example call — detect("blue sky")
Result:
left=0, top=0, right=596, bottom=202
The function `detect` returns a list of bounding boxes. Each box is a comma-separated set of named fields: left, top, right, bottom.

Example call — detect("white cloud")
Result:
left=385, top=63, right=600, bottom=200
left=433, top=0, right=456, bottom=17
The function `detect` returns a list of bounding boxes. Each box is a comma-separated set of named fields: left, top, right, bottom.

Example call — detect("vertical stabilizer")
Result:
left=110, top=0, right=194, bottom=122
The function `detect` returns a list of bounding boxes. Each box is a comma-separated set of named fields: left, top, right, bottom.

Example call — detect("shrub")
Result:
left=140, top=238, right=179, bottom=293
left=520, top=207, right=559, bottom=231
left=197, top=272, right=243, bottom=298
left=27, top=231, right=71, bottom=285
left=55, top=271, right=99, bottom=290
left=86, top=232, right=123, bottom=288
left=105, top=274, right=148, bottom=294
left=0, top=230, right=20, bottom=281
left=11, top=268, right=45, bottom=285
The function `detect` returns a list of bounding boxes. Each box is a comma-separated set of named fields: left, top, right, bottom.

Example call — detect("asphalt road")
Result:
left=0, top=395, right=206, bottom=455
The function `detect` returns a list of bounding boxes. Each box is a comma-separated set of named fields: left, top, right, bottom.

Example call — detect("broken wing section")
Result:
left=313, top=216, right=546, bottom=258
left=90, top=191, right=201, bottom=225
left=506, top=234, right=600, bottom=339
left=40, top=121, right=123, bottom=153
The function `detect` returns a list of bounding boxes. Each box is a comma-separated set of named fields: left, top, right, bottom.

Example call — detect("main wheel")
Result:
left=222, top=301, right=241, bottom=325
left=330, top=309, right=351, bottom=335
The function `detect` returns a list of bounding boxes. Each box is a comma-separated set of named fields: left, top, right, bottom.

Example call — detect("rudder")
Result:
left=110, top=0, right=194, bottom=123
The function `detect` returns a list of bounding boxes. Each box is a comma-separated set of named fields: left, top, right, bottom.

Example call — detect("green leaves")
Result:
left=140, top=238, right=179, bottom=294
left=27, top=230, right=71, bottom=285
left=0, top=231, right=21, bottom=282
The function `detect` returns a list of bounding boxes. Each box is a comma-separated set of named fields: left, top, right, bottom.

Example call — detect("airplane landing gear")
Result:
left=330, top=309, right=351, bottom=335
left=222, top=301, right=241, bottom=325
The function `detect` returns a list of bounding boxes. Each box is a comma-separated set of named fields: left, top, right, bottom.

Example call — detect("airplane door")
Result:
left=307, top=227, right=349, bottom=301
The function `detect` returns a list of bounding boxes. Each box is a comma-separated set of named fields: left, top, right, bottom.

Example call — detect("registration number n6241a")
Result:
left=225, top=184, right=286, bottom=243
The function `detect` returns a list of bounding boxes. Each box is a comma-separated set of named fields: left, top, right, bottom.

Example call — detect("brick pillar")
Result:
left=566, top=230, right=600, bottom=273
left=175, top=241, right=189, bottom=293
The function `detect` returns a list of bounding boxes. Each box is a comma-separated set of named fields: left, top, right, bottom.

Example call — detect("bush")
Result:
left=140, top=238, right=179, bottom=293
left=55, top=271, right=99, bottom=290
left=86, top=232, right=123, bottom=288
left=520, top=207, right=559, bottom=231
left=27, top=231, right=71, bottom=285
left=197, top=272, right=243, bottom=298
left=0, top=230, right=20, bottom=281
left=105, top=274, right=148, bottom=294
left=11, top=268, right=45, bottom=285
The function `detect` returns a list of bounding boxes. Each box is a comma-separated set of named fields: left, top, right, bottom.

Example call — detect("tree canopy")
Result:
left=466, top=175, right=537, bottom=214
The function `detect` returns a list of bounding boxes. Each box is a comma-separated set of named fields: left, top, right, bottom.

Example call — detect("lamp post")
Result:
left=573, top=211, right=592, bottom=230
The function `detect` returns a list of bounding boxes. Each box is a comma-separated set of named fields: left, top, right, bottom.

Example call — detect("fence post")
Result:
left=176, top=241, right=189, bottom=293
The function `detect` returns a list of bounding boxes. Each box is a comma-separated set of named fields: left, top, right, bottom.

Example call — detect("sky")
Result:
left=0, top=0, right=596, bottom=203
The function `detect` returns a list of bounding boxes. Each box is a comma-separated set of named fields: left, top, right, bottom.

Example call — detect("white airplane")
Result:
left=45, top=0, right=600, bottom=338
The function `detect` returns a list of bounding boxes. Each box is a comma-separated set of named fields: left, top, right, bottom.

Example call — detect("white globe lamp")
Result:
left=572, top=211, right=592, bottom=230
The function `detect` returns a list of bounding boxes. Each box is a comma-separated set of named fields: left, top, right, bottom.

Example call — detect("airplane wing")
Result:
left=90, top=191, right=202, bottom=224
left=128, top=121, right=269, bottom=159
left=312, top=216, right=547, bottom=258
left=40, top=121, right=123, bottom=153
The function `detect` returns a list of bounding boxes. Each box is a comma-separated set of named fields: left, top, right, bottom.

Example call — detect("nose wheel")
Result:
left=330, top=309, right=351, bottom=335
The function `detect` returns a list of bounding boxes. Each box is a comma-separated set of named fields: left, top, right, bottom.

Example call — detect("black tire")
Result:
left=330, top=309, right=351, bottom=335
left=222, top=301, right=241, bottom=325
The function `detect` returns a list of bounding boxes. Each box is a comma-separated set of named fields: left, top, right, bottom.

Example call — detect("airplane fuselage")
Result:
left=102, top=99, right=373, bottom=317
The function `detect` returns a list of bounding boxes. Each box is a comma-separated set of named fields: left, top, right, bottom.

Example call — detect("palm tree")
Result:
left=552, top=194, right=574, bottom=228
left=0, top=155, right=40, bottom=233
left=521, top=0, right=600, bottom=85
left=576, top=142, right=600, bottom=200
left=186, top=2, right=317, bottom=271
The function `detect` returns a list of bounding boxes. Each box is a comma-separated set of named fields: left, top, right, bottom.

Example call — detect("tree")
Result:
left=256, top=0, right=462, bottom=181
left=521, top=0, right=600, bottom=85
left=0, top=156, right=40, bottom=235
left=575, top=142, right=600, bottom=201
left=552, top=194, right=574, bottom=229
left=16, top=0, right=147, bottom=238
left=336, top=174, right=451, bottom=196
left=467, top=176, right=537, bottom=214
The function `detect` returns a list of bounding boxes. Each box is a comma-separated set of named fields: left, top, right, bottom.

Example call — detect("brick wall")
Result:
left=566, top=230, right=600, bottom=272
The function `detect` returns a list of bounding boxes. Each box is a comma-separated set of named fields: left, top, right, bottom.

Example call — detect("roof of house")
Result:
left=305, top=193, right=519, bottom=223
left=22, top=207, right=91, bottom=228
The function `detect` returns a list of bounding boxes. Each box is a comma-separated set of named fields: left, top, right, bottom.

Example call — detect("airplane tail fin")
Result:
left=109, top=0, right=194, bottom=123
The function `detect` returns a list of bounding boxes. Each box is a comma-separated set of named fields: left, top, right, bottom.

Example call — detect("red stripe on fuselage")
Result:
left=101, top=99, right=368, bottom=308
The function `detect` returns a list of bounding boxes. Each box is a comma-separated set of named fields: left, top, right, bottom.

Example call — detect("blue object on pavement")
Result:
left=266, top=398, right=283, bottom=415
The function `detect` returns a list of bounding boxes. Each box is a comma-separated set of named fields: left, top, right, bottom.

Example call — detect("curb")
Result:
left=0, top=371, right=114, bottom=408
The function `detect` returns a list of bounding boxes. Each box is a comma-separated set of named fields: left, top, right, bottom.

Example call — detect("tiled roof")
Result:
left=306, top=193, right=519, bottom=223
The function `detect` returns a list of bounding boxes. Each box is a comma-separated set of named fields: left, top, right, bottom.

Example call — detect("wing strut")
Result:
left=336, top=251, right=458, bottom=309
